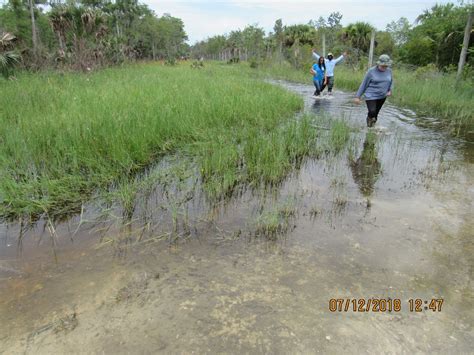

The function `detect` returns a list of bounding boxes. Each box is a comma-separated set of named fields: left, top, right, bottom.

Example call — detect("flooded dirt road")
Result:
left=1, top=82, right=473, bottom=353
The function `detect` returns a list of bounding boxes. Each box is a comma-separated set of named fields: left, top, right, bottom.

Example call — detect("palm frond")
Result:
left=0, top=52, right=20, bottom=79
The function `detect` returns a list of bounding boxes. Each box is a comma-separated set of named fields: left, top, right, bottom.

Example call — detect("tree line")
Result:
left=0, top=1, right=472, bottom=77
left=0, top=0, right=188, bottom=74
left=191, top=3, right=473, bottom=74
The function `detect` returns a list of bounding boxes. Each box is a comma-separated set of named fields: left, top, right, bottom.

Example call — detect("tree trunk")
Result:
left=115, top=16, right=121, bottom=37
left=29, top=0, right=38, bottom=59
left=457, top=11, right=473, bottom=82
left=57, top=32, right=64, bottom=51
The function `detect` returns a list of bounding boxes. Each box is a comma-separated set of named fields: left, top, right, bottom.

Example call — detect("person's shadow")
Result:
left=350, top=132, right=381, bottom=197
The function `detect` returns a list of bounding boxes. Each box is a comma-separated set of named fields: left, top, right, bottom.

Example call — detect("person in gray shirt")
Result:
left=355, top=54, right=393, bottom=127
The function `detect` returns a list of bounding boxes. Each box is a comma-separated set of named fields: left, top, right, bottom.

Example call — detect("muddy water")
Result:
left=1, top=82, right=473, bottom=354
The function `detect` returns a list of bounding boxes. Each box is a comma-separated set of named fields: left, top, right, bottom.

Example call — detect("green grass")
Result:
left=330, top=119, right=351, bottom=152
left=1, top=62, right=312, bottom=220
left=254, top=199, right=297, bottom=240
left=257, top=61, right=474, bottom=135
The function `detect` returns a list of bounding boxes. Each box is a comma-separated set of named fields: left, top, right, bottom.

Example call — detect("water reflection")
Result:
left=350, top=132, right=381, bottom=197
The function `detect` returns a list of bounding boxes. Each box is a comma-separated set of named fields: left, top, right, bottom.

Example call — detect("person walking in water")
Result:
left=354, top=54, right=393, bottom=127
left=310, top=56, right=327, bottom=97
left=312, top=49, right=347, bottom=95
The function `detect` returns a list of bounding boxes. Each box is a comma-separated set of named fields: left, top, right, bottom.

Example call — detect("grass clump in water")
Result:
left=330, top=120, right=351, bottom=152
left=199, top=114, right=318, bottom=199
left=254, top=200, right=297, bottom=240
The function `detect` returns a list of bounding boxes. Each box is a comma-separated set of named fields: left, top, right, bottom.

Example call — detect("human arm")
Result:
left=312, top=49, right=320, bottom=60
left=387, top=74, right=393, bottom=96
left=355, top=70, right=371, bottom=101
left=334, top=52, right=346, bottom=65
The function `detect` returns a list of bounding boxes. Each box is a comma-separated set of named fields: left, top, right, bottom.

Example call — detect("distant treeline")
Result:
left=0, top=0, right=188, bottom=72
left=0, top=1, right=472, bottom=76
left=191, top=4, right=473, bottom=73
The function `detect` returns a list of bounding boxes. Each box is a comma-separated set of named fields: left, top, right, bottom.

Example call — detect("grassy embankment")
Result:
left=1, top=62, right=350, bottom=221
left=258, top=61, right=474, bottom=135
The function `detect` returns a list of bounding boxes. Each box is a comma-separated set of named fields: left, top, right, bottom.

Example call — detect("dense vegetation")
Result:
left=0, top=0, right=188, bottom=71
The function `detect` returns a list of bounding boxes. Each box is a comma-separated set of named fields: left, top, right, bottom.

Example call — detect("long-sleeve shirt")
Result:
left=356, top=66, right=393, bottom=100
left=312, top=52, right=344, bottom=77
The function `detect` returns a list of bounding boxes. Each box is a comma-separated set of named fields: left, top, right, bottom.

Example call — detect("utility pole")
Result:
left=368, top=30, right=375, bottom=68
left=457, top=11, right=473, bottom=82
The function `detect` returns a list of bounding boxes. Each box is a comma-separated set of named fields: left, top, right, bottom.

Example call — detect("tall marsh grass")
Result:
left=1, top=63, right=309, bottom=219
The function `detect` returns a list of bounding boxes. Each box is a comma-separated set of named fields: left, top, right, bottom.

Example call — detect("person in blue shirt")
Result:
left=312, top=50, right=347, bottom=94
left=310, top=56, right=327, bottom=97
left=354, top=54, right=393, bottom=127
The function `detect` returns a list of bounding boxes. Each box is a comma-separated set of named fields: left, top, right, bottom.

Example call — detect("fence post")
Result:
left=322, top=33, right=326, bottom=57
left=368, top=30, right=375, bottom=68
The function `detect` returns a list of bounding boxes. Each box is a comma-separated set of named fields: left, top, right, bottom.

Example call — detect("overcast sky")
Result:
left=145, top=0, right=455, bottom=43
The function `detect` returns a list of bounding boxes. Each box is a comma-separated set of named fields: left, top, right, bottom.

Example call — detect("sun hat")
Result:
left=327, top=52, right=333, bottom=56
left=376, top=54, right=392, bottom=66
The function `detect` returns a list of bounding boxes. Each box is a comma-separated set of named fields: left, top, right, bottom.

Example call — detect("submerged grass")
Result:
left=257, top=61, right=474, bottom=135
left=254, top=199, right=297, bottom=240
left=0, top=62, right=308, bottom=220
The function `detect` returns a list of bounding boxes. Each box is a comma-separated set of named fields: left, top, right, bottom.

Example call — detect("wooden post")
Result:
left=278, top=41, right=282, bottom=64
left=368, top=30, right=375, bottom=68
left=457, top=11, right=473, bottom=82
left=322, top=33, right=326, bottom=57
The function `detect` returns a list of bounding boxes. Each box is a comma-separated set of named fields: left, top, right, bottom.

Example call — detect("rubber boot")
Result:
left=366, top=116, right=375, bottom=127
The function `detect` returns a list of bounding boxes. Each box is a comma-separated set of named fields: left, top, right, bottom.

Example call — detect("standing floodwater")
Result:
left=1, top=82, right=473, bottom=353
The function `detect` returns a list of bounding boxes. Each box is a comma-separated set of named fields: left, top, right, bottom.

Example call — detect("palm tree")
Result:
left=0, top=32, right=20, bottom=78
left=345, top=22, right=374, bottom=50
left=343, top=22, right=375, bottom=60
left=49, top=5, right=72, bottom=52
